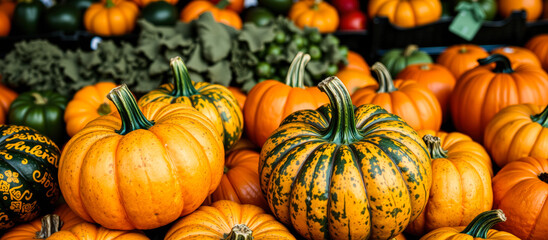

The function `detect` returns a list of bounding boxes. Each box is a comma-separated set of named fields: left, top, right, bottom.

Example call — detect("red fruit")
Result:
left=339, top=10, right=366, bottom=30
left=331, top=0, right=360, bottom=13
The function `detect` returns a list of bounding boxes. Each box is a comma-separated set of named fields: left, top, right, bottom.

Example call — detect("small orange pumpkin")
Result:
left=180, top=0, right=242, bottom=30
left=0, top=83, right=17, bottom=124
left=211, top=0, right=244, bottom=13
left=525, top=34, right=548, bottom=71
left=342, top=50, right=370, bottom=73
left=498, top=0, right=542, bottom=22
left=368, top=0, right=442, bottom=28
left=436, top=44, right=489, bottom=79
left=491, top=46, right=541, bottom=68
left=288, top=0, right=339, bottom=33
left=0, top=10, right=9, bottom=36
left=84, top=0, right=139, bottom=36
left=47, top=222, right=149, bottom=240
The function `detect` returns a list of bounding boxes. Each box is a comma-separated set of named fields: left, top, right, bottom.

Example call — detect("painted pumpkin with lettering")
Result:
left=0, top=125, right=61, bottom=230
left=260, top=76, right=431, bottom=240
left=138, top=56, right=243, bottom=151
left=0, top=83, right=18, bottom=125
left=59, top=85, right=224, bottom=230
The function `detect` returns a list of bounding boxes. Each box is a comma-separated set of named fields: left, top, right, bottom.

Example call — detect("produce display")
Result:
left=1, top=0, right=548, bottom=239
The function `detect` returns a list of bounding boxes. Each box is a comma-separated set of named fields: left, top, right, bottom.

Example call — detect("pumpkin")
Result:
left=0, top=10, right=9, bottom=36
left=498, top=0, right=542, bottom=21
left=491, top=46, right=541, bottom=68
left=207, top=149, right=268, bottom=211
left=211, top=0, right=245, bottom=12
left=450, top=54, right=548, bottom=142
left=138, top=56, right=243, bottom=151
left=436, top=44, right=489, bottom=79
left=131, top=0, right=177, bottom=7
left=180, top=0, right=242, bottom=30
left=525, top=34, right=548, bottom=71
left=394, top=234, right=406, bottom=240
left=420, top=210, right=520, bottom=240
left=0, top=0, right=15, bottom=18
left=8, top=91, right=68, bottom=146
left=368, top=0, right=442, bottom=28
left=352, top=62, right=443, bottom=131
left=336, top=68, right=377, bottom=95
left=406, top=132, right=493, bottom=236
left=484, top=104, right=548, bottom=168
left=243, top=52, right=329, bottom=148
left=0, top=125, right=61, bottom=230
left=380, top=44, right=433, bottom=77
left=342, top=50, right=370, bottom=73
left=165, top=200, right=295, bottom=240
left=64, top=82, right=117, bottom=137
left=492, top=156, right=548, bottom=240
left=396, top=63, right=456, bottom=121
left=259, top=76, right=432, bottom=240
left=47, top=222, right=149, bottom=240
left=84, top=0, right=139, bottom=36
left=0, top=204, right=86, bottom=239
left=288, top=0, right=339, bottom=33
left=58, top=84, right=224, bottom=230
left=0, top=83, right=17, bottom=124
left=227, top=86, right=246, bottom=110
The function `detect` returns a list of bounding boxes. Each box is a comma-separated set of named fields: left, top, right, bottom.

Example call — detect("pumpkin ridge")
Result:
left=252, top=84, right=288, bottom=144
left=347, top=144, right=374, bottom=237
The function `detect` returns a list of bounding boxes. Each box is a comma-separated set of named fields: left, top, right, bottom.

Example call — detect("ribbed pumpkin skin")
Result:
left=180, top=0, right=242, bottom=29
left=0, top=83, right=17, bottom=124
left=368, top=0, right=442, bottom=28
left=491, top=46, right=542, bottom=68
left=260, top=77, right=431, bottom=240
left=450, top=54, right=548, bottom=142
left=138, top=57, right=243, bottom=151
left=406, top=130, right=493, bottom=236
left=59, top=86, right=224, bottom=230
left=47, top=222, right=150, bottom=240
left=343, top=50, right=370, bottom=73
left=436, top=44, right=489, bottom=79
left=84, top=0, right=139, bottom=36
left=492, top=157, right=548, bottom=240
left=484, top=104, right=548, bottom=168
left=164, top=200, right=296, bottom=240
left=525, top=34, right=548, bottom=71
left=0, top=204, right=85, bottom=240
left=288, top=0, right=339, bottom=33
left=336, top=69, right=378, bottom=95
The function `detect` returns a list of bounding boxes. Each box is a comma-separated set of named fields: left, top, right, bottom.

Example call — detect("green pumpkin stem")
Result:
left=461, top=209, right=506, bottom=238
left=477, top=54, right=514, bottom=73
left=107, top=84, right=154, bottom=135
left=35, top=214, right=63, bottom=239
left=170, top=56, right=199, bottom=97
left=32, top=92, right=48, bottom=105
left=539, top=173, right=548, bottom=183
left=423, top=135, right=448, bottom=159
left=97, top=103, right=111, bottom=116
left=105, top=0, right=115, bottom=8
left=531, top=105, right=548, bottom=127
left=403, top=44, right=418, bottom=57
left=318, top=76, right=361, bottom=144
left=216, top=0, right=230, bottom=9
left=223, top=224, right=253, bottom=240
left=285, top=52, right=310, bottom=89
left=312, top=0, right=321, bottom=9
left=371, top=62, right=398, bottom=93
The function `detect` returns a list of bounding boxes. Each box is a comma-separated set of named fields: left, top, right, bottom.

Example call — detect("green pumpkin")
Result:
left=380, top=44, right=433, bottom=77
left=8, top=91, right=68, bottom=146
left=244, top=7, right=275, bottom=27
left=453, top=0, right=497, bottom=21
left=65, top=0, right=99, bottom=13
left=141, top=1, right=178, bottom=26
left=12, top=0, right=46, bottom=35
left=259, top=76, right=432, bottom=240
left=45, top=4, right=82, bottom=32
left=0, top=125, right=61, bottom=230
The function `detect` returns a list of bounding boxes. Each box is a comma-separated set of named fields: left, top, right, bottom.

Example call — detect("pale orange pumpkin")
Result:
left=288, top=0, right=339, bottom=33
left=368, top=0, right=442, bottom=28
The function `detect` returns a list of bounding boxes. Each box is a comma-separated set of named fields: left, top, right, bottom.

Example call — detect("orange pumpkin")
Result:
left=47, top=222, right=149, bottom=240
left=342, top=50, right=370, bottom=73
left=0, top=10, right=9, bottom=36
left=58, top=85, right=224, bottom=230
left=84, top=0, right=139, bottom=36
left=0, top=83, right=17, bottom=124
left=165, top=200, right=295, bottom=240
left=208, top=149, right=268, bottom=211
left=0, top=0, right=14, bottom=18
left=64, top=82, right=117, bottom=137
left=499, top=0, right=542, bottom=22
left=492, top=156, right=548, bottom=240
left=243, top=52, right=329, bottom=147
left=406, top=131, right=493, bottom=236
left=180, top=0, right=242, bottom=30
left=450, top=54, right=548, bottom=142
left=288, top=0, right=339, bottom=33
left=436, top=44, right=489, bottom=79
left=211, top=0, right=244, bottom=13
left=336, top=68, right=377, bottom=95
left=352, top=62, right=443, bottom=130
left=0, top=204, right=86, bottom=240
left=525, top=34, right=548, bottom=71
left=396, top=63, right=456, bottom=121
left=131, top=0, right=177, bottom=7
left=484, top=104, right=548, bottom=168
left=491, top=46, right=541, bottom=68
left=227, top=86, right=246, bottom=110
left=394, top=234, right=406, bottom=240
left=368, top=0, right=442, bottom=28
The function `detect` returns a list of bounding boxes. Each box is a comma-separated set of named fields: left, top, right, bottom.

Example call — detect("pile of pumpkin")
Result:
left=2, top=33, right=548, bottom=240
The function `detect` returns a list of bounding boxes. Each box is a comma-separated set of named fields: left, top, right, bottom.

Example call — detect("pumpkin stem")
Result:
left=170, top=56, right=199, bottom=97
left=285, top=52, right=310, bottom=89
left=461, top=209, right=506, bottom=238
left=423, top=135, right=448, bottom=159
left=539, top=173, right=548, bottom=183
left=107, top=84, right=155, bottom=135
left=318, top=76, right=361, bottom=144
left=371, top=62, right=398, bottom=93
left=419, top=64, right=431, bottom=70
left=32, top=92, right=48, bottom=105
left=223, top=224, right=253, bottom=240
left=458, top=46, right=468, bottom=53
left=530, top=105, right=548, bottom=127
left=216, top=0, right=230, bottom=9
left=35, top=214, right=63, bottom=239
left=97, top=102, right=111, bottom=116
left=312, top=0, right=321, bottom=9
left=477, top=54, right=514, bottom=73
left=105, top=0, right=115, bottom=8
left=403, top=44, right=418, bottom=57
left=224, top=166, right=230, bottom=173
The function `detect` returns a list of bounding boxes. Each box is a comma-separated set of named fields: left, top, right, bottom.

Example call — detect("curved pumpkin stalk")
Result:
left=35, top=214, right=63, bottom=239
left=285, top=52, right=311, bottom=89
left=477, top=54, right=515, bottom=73
left=107, top=84, right=154, bottom=135
left=531, top=105, right=548, bottom=127
left=460, top=209, right=506, bottom=238
left=371, top=62, right=398, bottom=93
left=170, top=56, right=200, bottom=97
left=224, top=224, right=253, bottom=240
left=423, top=135, right=448, bottom=159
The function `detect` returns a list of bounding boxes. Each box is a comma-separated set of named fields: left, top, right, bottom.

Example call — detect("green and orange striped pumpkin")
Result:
left=259, top=76, right=432, bottom=240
